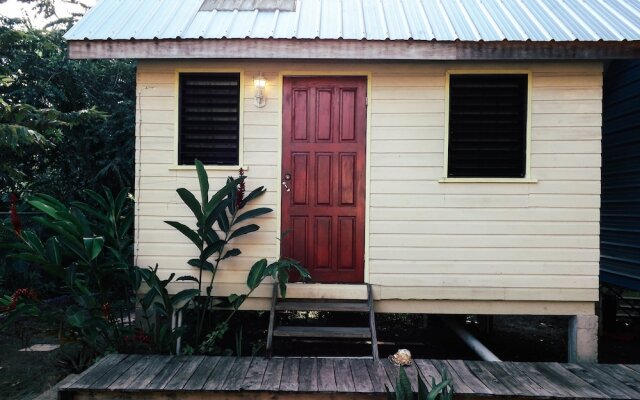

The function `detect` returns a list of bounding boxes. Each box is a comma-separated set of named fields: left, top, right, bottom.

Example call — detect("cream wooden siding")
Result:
left=135, top=61, right=601, bottom=308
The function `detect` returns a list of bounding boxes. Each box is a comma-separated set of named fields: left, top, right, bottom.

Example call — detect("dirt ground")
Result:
left=0, top=332, right=70, bottom=400
left=1, top=314, right=638, bottom=400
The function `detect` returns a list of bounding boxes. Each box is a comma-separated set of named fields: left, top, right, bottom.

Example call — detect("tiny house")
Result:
left=65, top=0, right=640, bottom=362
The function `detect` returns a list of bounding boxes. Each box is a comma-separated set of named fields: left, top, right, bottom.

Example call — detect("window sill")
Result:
left=169, top=165, right=249, bottom=172
left=438, top=177, right=538, bottom=183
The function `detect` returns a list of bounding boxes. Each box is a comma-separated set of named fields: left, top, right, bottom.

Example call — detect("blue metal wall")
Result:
left=601, top=60, right=640, bottom=291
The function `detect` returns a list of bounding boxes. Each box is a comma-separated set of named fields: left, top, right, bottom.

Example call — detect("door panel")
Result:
left=282, top=76, right=367, bottom=283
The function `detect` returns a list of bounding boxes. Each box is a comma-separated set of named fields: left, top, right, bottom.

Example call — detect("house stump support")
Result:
left=568, top=315, right=598, bottom=363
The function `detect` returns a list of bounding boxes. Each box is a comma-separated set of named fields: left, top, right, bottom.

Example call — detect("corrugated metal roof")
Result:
left=64, top=0, right=640, bottom=42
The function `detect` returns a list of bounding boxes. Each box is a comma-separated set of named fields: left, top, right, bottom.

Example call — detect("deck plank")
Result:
left=69, top=354, right=128, bottom=389
left=593, top=363, right=640, bottom=394
left=510, top=362, right=572, bottom=398
left=349, top=359, right=374, bottom=393
left=109, top=355, right=155, bottom=390
left=365, top=359, right=392, bottom=393
left=145, top=356, right=187, bottom=390
left=261, top=357, right=285, bottom=391
left=626, top=365, right=640, bottom=374
left=183, top=356, right=220, bottom=390
left=279, top=358, right=300, bottom=391
left=221, top=357, right=253, bottom=391
left=482, top=361, right=551, bottom=397
left=334, top=359, right=355, bottom=392
left=464, top=361, right=513, bottom=396
left=203, top=357, right=236, bottom=391
left=242, top=357, right=269, bottom=390
left=445, top=360, right=492, bottom=395
left=90, top=355, right=141, bottom=389
left=317, top=358, right=337, bottom=392
left=59, top=355, right=640, bottom=400
left=534, top=362, right=607, bottom=398
left=298, top=358, right=318, bottom=392
left=165, top=356, right=205, bottom=390
left=565, top=363, right=639, bottom=399
left=414, top=359, right=443, bottom=391
left=381, top=359, right=400, bottom=391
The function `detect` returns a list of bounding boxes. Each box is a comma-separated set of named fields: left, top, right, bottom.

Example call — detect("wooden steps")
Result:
left=275, top=300, right=369, bottom=312
left=273, top=326, right=372, bottom=338
left=266, top=284, right=379, bottom=360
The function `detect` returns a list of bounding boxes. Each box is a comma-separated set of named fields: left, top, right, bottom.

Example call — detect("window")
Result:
left=447, top=74, right=528, bottom=178
left=178, top=73, right=240, bottom=166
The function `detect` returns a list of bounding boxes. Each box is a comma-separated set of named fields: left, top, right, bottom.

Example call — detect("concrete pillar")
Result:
left=568, top=315, right=598, bottom=363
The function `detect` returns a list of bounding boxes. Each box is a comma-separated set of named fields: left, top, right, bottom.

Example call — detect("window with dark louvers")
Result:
left=448, top=74, right=528, bottom=178
left=179, top=73, right=240, bottom=165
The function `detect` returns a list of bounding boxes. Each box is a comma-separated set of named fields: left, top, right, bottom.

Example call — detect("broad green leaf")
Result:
left=233, top=207, right=273, bottom=225
left=240, top=186, right=266, bottom=208
left=427, top=379, right=452, bottom=400
left=247, top=258, right=267, bottom=290
left=176, top=275, right=199, bottom=283
left=171, top=289, right=200, bottom=310
left=204, top=177, right=243, bottom=215
left=418, top=372, right=428, bottom=400
left=188, top=258, right=214, bottom=271
left=65, top=306, right=89, bottom=328
left=277, top=269, right=289, bottom=298
left=227, top=293, right=247, bottom=310
left=83, top=237, right=105, bottom=261
left=30, top=193, right=66, bottom=212
left=22, top=230, right=45, bottom=255
left=203, top=240, right=226, bottom=259
left=217, top=209, right=230, bottom=233
left=177, top=188, right=203, bottom=220
left=45, top=237, right=62, bottom=266
left=204, top=198, right=231, bottom=232
left=195, top=159, right=209, bottom=207
left=84, top=189, right=109, bottom=210
left=203, top=226, right=220, bottom=245
left=222, top=248, right=241, bottom=260
left=165, top=221, right=203, bottom=248
left=228, top=224, right=259, bottom=240
left=27, top=199, right=60, bottom=220
left=396, top=368, right=412, bottom=400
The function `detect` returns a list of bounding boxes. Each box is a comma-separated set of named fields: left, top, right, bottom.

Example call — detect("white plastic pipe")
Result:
left=442, top=317, right=501, bottom=362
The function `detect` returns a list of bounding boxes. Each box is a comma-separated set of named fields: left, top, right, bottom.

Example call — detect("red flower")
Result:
left=6, top=288, right=38, bottom=311
left=236, top=168, right=245, bottom=209
left=9, top=193, right=21, bottom=236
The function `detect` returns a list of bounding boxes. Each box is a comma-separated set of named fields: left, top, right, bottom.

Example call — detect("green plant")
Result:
left=137, top=264, right=199, bottom=354
left=165, top=160, right=309, bottom=349
left=0, top=187, right=138, bottom=358
left=386, top=367, right=454, bottom=400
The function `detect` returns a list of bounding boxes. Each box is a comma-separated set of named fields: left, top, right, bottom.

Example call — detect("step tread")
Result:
left=275, top=300, right=369, bottom=312
left=272, top=326, right=371, bottom=339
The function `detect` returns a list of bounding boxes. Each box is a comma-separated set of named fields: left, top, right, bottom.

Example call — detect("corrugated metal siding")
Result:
left=601, top=60, right=640, bottom=291
left=64, top=0, right=640, bottom=41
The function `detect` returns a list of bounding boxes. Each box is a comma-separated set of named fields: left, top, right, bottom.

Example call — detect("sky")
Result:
left=0, top=0, right=97, bottom=27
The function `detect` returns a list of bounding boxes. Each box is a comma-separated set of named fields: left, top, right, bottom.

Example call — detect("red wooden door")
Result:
left=281, top=76, right=367, bottom=283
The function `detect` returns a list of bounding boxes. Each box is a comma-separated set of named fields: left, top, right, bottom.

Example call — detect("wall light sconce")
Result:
left=253, top=74, right=267, bottom=108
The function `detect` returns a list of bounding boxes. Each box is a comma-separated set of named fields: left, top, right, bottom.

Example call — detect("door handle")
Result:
left=282, top=181, right=290, bottom=192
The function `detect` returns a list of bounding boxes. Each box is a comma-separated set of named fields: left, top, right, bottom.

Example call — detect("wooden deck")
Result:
left=59, top=354, right=640, bottom=400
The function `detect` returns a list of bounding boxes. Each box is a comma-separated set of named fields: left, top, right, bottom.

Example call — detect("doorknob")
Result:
left=284, top=173, right=292, bottom=181
left=282, top=181, right=290, bottom=192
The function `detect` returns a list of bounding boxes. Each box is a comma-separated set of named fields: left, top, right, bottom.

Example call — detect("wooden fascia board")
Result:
left=67, top=38, right=640, bottom=60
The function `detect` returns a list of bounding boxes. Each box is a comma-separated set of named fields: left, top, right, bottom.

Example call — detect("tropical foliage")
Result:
left=386, top=367, right=454, bottom=400
left=0, top=17, right=135, bottom=205
left=165, top=160, right=310, bottom=351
